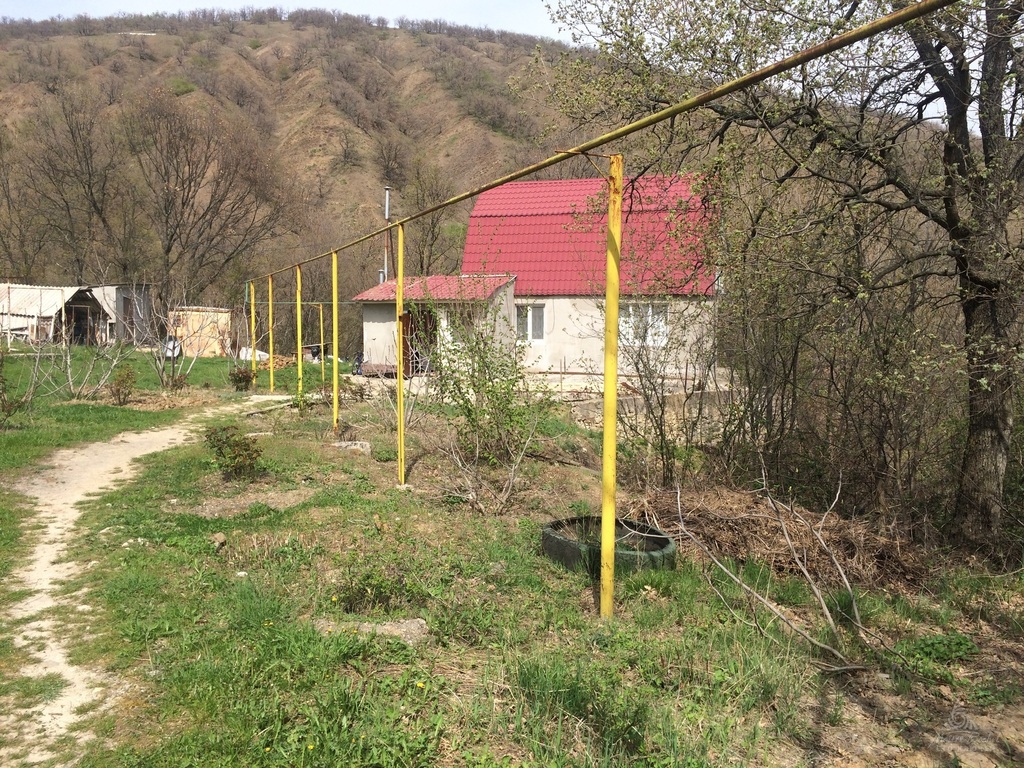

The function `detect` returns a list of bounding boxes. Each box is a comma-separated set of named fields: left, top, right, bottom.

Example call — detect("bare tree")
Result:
left=122, top=89, right=292, bottom=315
left=21, top=87, right=120, bottom=283
left=18, top=85, right=153, bottom=286
left=548, top=0, right=1024, bottom=550
left=0, top=128, right=49, bottom=282
left=374, top=136, right=408, bottom=188
left=402, top=161, right=464, bottom=276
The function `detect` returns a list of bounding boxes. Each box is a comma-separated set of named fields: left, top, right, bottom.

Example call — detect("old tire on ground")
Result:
left=541, top=515, right=676, bottom=578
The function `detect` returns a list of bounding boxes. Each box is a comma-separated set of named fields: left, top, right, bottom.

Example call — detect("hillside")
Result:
left=0, top=9, right=585, bottom=313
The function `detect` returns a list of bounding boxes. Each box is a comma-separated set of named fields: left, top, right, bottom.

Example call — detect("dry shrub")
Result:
left=627, top=487, right=927, bottom=588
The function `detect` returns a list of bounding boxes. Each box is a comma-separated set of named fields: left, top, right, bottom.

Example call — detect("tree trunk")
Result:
left=952, top=287, right=1015, bottom=550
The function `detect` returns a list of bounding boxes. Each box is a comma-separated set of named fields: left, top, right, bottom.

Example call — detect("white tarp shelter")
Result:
left=0, top=283, right=107, bottom=343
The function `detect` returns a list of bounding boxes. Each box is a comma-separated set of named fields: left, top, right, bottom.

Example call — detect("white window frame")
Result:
left=620, top=302, right=669, bottom=348
left=516, top=303, right=545, bottom=341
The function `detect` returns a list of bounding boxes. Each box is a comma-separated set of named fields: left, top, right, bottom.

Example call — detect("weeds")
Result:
left=35, top=339, right=136, bottom=400
left=0, top=348, right=34, bottom=428
left=167, top=372, right=189, bottom=391
left=895, top=632, right=978, bottom=682
left=511, top=654, right=651, bottom=755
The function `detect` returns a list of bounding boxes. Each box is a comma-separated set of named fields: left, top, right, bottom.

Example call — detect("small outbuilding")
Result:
left=167, top=306, right=235, bottom=358
left=91, top=284, right=153, bottom=344
left=0, top=283, right=109, bottom=344
left=353, top=274, right=516, bottom=376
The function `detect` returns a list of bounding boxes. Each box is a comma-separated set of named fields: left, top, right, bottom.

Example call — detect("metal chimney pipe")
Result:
left=383, top=187, right=392, bottom=281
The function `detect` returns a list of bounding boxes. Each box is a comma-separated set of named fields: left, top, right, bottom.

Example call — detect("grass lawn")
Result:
left=58, top=430, right=816, bottom=767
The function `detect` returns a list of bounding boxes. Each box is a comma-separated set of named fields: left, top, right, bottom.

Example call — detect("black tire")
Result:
left=541, top=515, right=676, bottom=578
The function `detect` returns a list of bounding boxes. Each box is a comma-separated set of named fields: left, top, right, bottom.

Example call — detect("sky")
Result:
left=5, top=0, right=570, bottom=40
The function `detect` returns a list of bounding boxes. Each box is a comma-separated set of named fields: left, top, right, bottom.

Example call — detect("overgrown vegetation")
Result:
left=535, top=0, right=1024, bottom=560
left=0, top=349, right=32, bottom=429
left=424, top=303, right=554, bottom=513
left=107, top=363, right=137, bottom=405
left=228, top=364, right=257, bottom=392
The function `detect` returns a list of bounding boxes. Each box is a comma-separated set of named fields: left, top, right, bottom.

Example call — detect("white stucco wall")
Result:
left=92, top=285, right=152, bottom=344
left=516, top=295, right=715, bottom=380
left=362, top=289, right=714, bottom=386
left=491, top=281, right=517, bottom=346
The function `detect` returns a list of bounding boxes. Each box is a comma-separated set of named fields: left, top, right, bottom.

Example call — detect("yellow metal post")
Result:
left=601, top=154, right=623, bottom=619
left=332, top=251, right=340, bottom=432
left=296, top=265, right=303, bottom=399
left=268, top=275, right=275, bottom=393
left=396, top=223, right=406, bottom=486
left=248, top=281, right=257, bottom=376
left=318, top=303, right=325, bottom=387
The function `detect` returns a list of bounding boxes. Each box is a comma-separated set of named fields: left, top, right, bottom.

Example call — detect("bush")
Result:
left=169, top=77, right=196, bottom=96
left=108, top=365, right=137, bottom=406
left=424, top=305, right=553, bottom=513
left=205, top=425, right=263, bottom=479
left=228, top=364, right=257, bottom=392
left=428, top=314, right=549, bottom=466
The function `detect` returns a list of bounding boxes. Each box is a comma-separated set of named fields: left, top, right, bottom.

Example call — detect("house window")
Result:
left=621, top=302, right=669, bottom=347
left=516, top=304, right=544, bottom=340
left=444, top=306, right=474, bottom=335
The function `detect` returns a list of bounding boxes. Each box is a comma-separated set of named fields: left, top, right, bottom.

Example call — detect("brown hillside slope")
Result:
left=0, top=11, right=582, bottom=311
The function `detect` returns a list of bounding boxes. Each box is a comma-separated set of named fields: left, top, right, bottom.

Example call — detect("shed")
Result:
left=91, top=284, right=153, bottom=344
left=0, top=283, right=109, bottom=344
left=168, top=306, right=234, bottom=358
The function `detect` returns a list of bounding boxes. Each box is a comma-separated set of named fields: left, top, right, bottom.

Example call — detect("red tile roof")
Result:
left=353, top=274, right=514, bottom=303
left=462, top=176, right=714, bottom=297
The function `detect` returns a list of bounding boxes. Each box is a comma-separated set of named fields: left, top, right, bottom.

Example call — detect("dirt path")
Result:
left=0, top=401, right=266, bottom=767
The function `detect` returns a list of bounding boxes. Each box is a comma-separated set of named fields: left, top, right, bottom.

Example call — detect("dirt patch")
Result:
left=89, top=388, right=222, bottom=411
left=181, top=484, right=317, bottom=519
left=622, top=486, right=1024, bottom=767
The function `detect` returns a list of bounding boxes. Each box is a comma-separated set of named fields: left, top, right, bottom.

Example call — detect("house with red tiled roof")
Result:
left=461, top=175, right=714, bottom=377
left=352, top=175, right=714, bottom=380
left=352, top=274, right=515, bottom=375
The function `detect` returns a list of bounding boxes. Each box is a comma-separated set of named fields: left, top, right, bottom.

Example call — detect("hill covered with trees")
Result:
left=0, top=8, right=581, bottom=312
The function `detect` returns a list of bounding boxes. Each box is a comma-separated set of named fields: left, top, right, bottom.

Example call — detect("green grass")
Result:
left=249, top=357, right=352, bottom=396
left=0, top=387, right=186, bottom=592
left=40, top=422, right=824, bottom=768
left=1, top=382, right=1021, bottom=766
left=0, top=344, right=285, bottom=399
left=0, top=671, right=67, bottom=707
left=0, top=488, right=34, bottom=584
left=169, top=77, right=196, bottom=96
left=0, top=404, right=181, bottom=473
